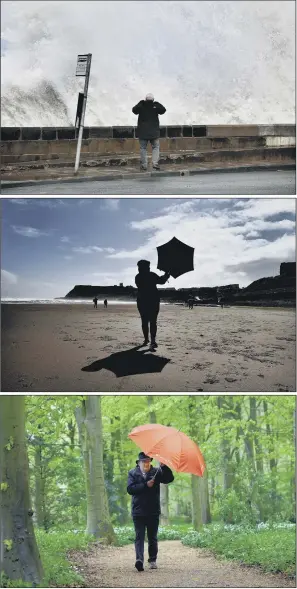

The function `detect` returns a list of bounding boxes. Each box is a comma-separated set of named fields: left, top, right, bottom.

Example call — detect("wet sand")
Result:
left=1, top=303, right=295, bottom=392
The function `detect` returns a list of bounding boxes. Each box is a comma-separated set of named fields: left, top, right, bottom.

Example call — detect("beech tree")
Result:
left=0, top=396, right=43, bottom=584
left=75, top=396, right=115, bottom=543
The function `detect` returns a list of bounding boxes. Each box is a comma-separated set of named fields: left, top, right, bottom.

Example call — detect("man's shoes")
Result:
left=142, top=339, right=149, bottom=346
left=135, top=560, right=144, bottom=572
left=150, top=341, right=158, bottom=348
left=152, top=165, right=160, bottom=171
left=149, top=562, right=158, bottom=569
left=140, top=165, right=147, bottom=171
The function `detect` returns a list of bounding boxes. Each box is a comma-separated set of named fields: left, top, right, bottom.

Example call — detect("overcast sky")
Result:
left=1, top=198, right=295, bottom=299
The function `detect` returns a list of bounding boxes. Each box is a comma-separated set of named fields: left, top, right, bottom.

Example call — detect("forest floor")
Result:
left=69, top=540, right=295, bottom=588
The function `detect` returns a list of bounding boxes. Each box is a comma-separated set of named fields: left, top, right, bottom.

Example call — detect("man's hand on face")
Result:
left=147, top=479, right=155, bottom=488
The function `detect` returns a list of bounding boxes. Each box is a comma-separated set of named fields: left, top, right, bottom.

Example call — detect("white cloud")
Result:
left=11, top=225, right=49, bottom=237
left=72, top=246, right=104, bottom=254
left=1, top=269, right=18, bottom=286
left=8, top=198, right=29, bottom=205
left=106, top=199, right=296, bottom=288
left=61, top=236, right=70, bottom=243
left=100, top=199, right=120, bottom=211
left=64, top=255, right=73, bottom=260
left=9, top=198, right=66, bottom=208
left=72, top=246, right=115, bottom=254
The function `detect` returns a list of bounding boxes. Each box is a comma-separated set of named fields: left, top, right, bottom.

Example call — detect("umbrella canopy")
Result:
left=128, top=423, right=205, bottom=477
left=157, top=237, right=194, bottom=279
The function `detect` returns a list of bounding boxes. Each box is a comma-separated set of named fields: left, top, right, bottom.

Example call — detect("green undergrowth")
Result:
left=3, top=530, right=96, bottom=588
left=114, top=522, right=192, bottom=546
left=182, top=523, right=296, bottom=577
left=3, top=523, right=295, bottom=587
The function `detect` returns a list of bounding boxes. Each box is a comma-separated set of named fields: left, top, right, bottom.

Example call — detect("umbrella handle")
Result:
left=152, top=465, right=162, bottom=480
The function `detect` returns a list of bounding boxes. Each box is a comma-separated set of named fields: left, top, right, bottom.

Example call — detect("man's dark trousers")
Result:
left=133, top=515, right=159, bottom=563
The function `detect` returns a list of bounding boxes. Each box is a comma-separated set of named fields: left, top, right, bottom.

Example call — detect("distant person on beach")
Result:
left=135, top=260, right=170, bottom=350
left=104, top=299, right=108, bottom=308
left=132, top=94, right=166, bottom=171
left=188, top=297, right=194, bottom=309
left=93, top=297, right=98, bottom=309
left=127, top=452, right=174, bottom=572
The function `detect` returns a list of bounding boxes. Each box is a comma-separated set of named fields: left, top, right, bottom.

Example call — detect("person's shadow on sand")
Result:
left=81, top=345, right=171, bottom=378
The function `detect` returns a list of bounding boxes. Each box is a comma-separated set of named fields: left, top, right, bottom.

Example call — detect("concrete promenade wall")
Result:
left=1, top=125, right=295, bottom=163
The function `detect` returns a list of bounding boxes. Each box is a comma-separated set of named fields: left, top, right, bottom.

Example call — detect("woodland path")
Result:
left=69, top=540, right=295, bottom=588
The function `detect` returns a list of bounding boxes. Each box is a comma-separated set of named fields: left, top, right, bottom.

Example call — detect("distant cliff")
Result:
left=64, top=262, right=296, bottom=307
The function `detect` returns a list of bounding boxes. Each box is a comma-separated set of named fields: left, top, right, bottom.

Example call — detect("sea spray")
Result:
left=1, top=0, right=295, bottom=126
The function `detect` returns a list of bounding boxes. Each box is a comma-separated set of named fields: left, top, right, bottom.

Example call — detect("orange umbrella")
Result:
left=128, top=423, right=206, bottom=477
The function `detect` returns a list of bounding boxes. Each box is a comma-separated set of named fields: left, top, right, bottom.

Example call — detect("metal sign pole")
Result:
left=74, top=53, right=92, bottom=175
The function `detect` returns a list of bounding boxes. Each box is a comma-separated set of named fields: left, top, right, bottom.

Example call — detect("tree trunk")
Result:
left=0, top=396, right=43, bottom=584
left=199, top=468, right=211, bottom=524
left=191, top=475, right=202, bottom=530
left=114, top=416, right=128, bottom=525
left=188, top=397, right=211, bottom=527
left=160, top=483, right=169, bottom=525
left=75, top=396, right=115, bottom=543
left=67, top=420, right=76, bottom=451
left=147, top=396, right=170, bottom=525
left=34, top=441, right=46, bottom=529
left=217, top=397, right=235, bottom=491
left=263, top=399, right=278, bottom=515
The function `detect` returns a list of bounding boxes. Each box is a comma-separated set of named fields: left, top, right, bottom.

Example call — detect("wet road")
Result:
left=2, top=169, right=295, bottom=195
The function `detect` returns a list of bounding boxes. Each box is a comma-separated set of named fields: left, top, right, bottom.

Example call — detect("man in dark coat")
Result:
left=127, top=451, right=174, bottom=571
left=135, top=259, right=170, bottom=350
left=132, top=94, right=166, bottom=171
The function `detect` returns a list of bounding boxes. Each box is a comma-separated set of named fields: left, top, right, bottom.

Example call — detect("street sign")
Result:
left=76, top=54, right=89, bottom=76
left=74, top=53, right=92, bottom=174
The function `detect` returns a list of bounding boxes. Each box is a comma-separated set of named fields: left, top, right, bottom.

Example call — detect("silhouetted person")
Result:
left=135, top=260, right=170, bottom=350
left=104, top=299, right=108, bottom=308
left=127, top=452, right=174, bottom=572
left=132, top=94, right=166, bottom=171
left=93, top=297, right=98, bottom=309
left=188, top=297, right=194, bottom=309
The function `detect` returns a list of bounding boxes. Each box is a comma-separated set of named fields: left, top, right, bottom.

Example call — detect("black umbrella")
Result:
left=157, top=237, right=194, bottom=279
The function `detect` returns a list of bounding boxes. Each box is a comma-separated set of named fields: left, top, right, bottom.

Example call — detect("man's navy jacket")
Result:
left=127, top=464, right=174, bottom=517
left=132, top=100, right=166, bottom=140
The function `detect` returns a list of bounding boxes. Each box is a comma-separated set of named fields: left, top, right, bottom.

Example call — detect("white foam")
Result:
left=1, top=1, right=295, bottom=125
left=1, top=298, right=136, bottom=305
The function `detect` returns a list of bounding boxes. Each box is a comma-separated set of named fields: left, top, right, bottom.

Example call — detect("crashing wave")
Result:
left=1, top=1, right=295, bottom=126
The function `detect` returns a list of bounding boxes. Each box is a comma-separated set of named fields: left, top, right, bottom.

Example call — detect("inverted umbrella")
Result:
left=157, top=237, right=194, bottom=279
left=128, top=423, right=205, bottom=477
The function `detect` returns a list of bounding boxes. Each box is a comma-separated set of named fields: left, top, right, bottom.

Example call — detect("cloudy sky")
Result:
left=1, top=198, right=295, bottom=299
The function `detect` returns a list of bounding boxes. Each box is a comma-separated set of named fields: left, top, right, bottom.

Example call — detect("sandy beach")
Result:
left=1, top=303, right=295, bottom=392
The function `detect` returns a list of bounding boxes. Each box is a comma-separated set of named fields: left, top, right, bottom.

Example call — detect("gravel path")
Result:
left=69, top=540, right=295, bottom=588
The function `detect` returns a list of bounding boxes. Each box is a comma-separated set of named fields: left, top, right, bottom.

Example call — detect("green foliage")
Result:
left=5, top=436, right=14, bottom=451
left=25, top=395, right=295, bottom=530
left=4, top=531, right=96, bottom=588
left=1, top=482, right=9, bottom=491
left=114, top=523, right=193, bottom=546
left=182, top=523, right=296, bottom=576
left=3, top=539, right=13, bottom=551
left=36, top=530, right=95, bottom=587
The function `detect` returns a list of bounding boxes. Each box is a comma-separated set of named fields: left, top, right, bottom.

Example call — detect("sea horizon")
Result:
left=1, top=298, right=172, bottom=305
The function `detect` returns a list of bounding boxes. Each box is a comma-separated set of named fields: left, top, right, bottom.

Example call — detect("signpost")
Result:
left=74, top=53, right=92, bottom=174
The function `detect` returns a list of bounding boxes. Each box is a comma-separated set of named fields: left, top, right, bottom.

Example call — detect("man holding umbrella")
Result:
left=127, top=451, right=174, bottom=572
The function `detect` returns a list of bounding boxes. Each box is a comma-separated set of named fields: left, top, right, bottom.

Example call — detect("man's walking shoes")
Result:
left=135, top=560, right=144, bottom=572
left=149, top=562, right=158, bottom=569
